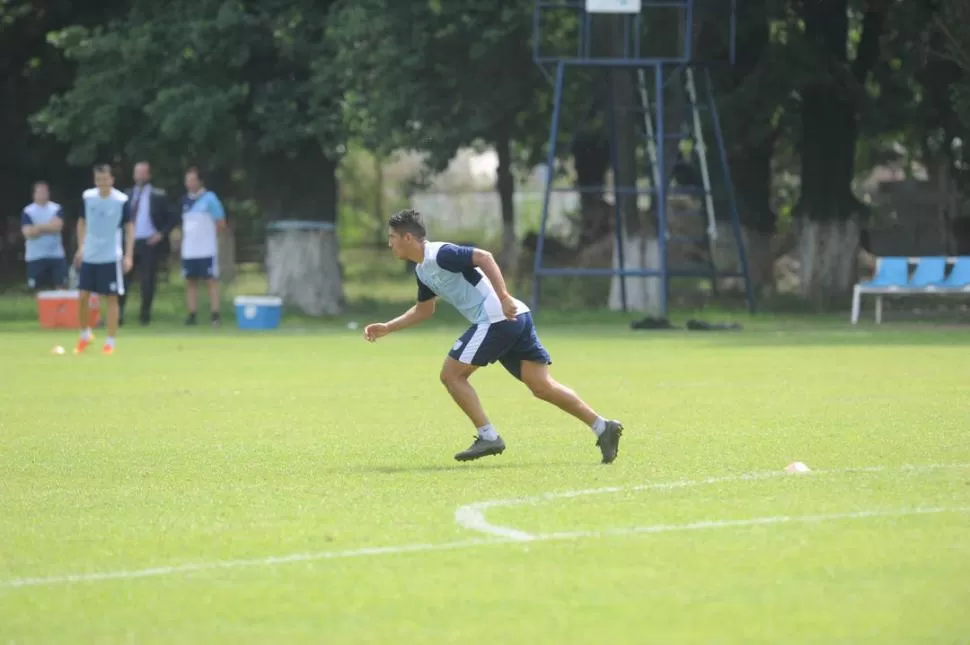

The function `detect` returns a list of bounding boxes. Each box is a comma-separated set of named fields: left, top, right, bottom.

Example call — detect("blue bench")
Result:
left=851, top=256, right=970, bottom=324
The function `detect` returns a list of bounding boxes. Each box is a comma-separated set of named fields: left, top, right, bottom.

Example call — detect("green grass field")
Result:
left=1, top=312, right=968, bottom=644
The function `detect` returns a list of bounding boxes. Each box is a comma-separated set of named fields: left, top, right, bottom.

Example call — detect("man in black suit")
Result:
left=120, top=161, right=175, bottom=325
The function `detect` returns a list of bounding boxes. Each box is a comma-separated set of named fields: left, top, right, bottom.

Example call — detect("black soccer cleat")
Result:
left=454, top=436, right=506, bottom=462
left=596, top=420, right=623, bottom=464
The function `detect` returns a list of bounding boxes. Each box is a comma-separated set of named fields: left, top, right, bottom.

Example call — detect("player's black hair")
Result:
left=388, top=209, right=426, bottom=239
left=92, top=163, right=113, bottom=176
left=185, top=166, right=206, bottom=184
left=32, top=180, right=49, bottom=191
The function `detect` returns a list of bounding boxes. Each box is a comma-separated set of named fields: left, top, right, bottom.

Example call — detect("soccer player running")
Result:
left=363, top=209, right=624, bottom=464
left=74, top=164, right=134, bottom=355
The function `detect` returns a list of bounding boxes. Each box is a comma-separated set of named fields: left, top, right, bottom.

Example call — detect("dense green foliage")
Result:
left=1, top=0, right=968, bottom=293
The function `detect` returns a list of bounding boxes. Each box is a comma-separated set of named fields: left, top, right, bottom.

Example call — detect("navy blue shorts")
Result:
left=26, top=258, right=68, bottom=290
left=182, top=257, right=217, bottom=280
left=79, top=261, right=124, bottom=296
left=448, top=312, right=552, bottom=380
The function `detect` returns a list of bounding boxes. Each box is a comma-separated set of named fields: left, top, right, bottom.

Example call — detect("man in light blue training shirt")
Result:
left=21, top=181, right=68, bottom=290
left=363, top=209, right=624, bottom=464
left=74, top=164, right=134, bottom=355
left=180, top=166, right=226, bottom=327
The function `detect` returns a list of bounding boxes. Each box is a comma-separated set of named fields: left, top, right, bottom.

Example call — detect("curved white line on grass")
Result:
left=452, top=463, right=969, bottom=540
left=453, top=506, right=534, bottom=541
left=2, top=463, right=966, bottom=589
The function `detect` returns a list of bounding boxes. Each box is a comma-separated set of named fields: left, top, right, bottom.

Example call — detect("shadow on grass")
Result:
left=327, top=460, right=596, bottom=475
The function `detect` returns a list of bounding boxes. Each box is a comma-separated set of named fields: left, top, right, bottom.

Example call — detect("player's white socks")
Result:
left=80, top=328, right=92, bottom=341
left=105, top=336, right=115, bottom=348
left=477, top=424, right=499, bottom=441
left=591, top=416, right=607, bottom=437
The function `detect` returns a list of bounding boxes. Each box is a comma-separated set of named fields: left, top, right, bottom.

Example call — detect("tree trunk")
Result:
left=609, top=236, right=662, bottom=313
left=648, top=7, right=697, bottom=227
left=259, top=149, right=345, bottom=316
left=494, top=131, right=518, bottom=275
left=604, top=16, right=658, bottom=312
left=373, top=152, right=386, bottom=247
left=744, top=228, right=774, bottom=292
left=796, top=0, right=888, bottom=300
left=797, top=82, right=860, bottom=298
left=217, top=227, right=236, bottom=285
left=604, top=9, right=701, bottom=313
left=725, top=0, right=777, bottom=292
left=609, top=67, right=640, bottom=234
left=266, top=224, right=344, bottom=316
left=568, top=10, right=613, bottom=243
left=711, top=228, right=774, bottom=294
left=571, top=127, right=611, bottom=246
left=796, top=218, right=860, bottom=301
left=733, top=137, right=776, bottom=292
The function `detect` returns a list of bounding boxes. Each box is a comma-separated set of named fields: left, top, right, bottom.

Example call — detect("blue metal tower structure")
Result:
left=530, top=0, right=755, bottom=315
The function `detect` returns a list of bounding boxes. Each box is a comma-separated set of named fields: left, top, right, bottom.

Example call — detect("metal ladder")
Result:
left=636, top=67, right=720, bottom=289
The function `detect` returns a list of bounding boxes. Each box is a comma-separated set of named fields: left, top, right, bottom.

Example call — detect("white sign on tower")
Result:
left=586, top=0, right=642, bottom=13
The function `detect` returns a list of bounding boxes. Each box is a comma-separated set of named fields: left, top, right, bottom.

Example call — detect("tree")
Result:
left=0, top=0, right=129, bottom=281
left=714, top=0, right=792, bottom=291
left=870, top=0, right=969, bottom=253
left=932, top=0, right=970, bottom=249
left=794, top=0, right=891, bottom=301
left=935, top=0, right=970, bottom=130
left=323, top=0, right=549, bottom=273
left=32, top=0, right=346, bottom=315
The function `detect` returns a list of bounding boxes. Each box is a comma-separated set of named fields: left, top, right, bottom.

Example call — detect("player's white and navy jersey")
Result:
left=80, top=188, right=130, bottom=264
left=181, top=190, right=225, bottom=260
left=21, top=201, right=65, bottom=261
left=415, top=242, right=529, bottom=325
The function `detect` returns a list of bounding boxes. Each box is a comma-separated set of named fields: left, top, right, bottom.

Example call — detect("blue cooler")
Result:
left=234, top=296, right=283, bottom=330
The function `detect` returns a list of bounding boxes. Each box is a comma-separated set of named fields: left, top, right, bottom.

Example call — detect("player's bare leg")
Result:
left=440, top=358, right=488, bottom=426
left=207, top=278, right=221, bottom=327
left=185, top=279, right=199, bottom=325
left=519, top=361, right=623, bottom=464
left=75, top=290, right=95, bottom=353
left=440, top=357, right=506, bottom=461
left=519, top=361, right=598, bottom=424
left=103, top=295, right=119, bottom=353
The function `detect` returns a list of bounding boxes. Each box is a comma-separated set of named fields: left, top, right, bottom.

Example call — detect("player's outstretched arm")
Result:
left=363, top=299, right=436, bottom=342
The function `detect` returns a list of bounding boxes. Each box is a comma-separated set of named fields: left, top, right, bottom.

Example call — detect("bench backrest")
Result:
left=942, top=256, right=970, bottom=287
left=908, top=256, right=947, bottom=287
left=870, top=257, right=910, bottom=286
left=868, top=255, right=970, bottom=288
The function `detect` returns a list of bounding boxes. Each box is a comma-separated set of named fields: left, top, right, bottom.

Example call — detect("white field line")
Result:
left=2, top=463, right=967, bottom=590
left=539, top=507, right=970, bottom=541
left=0, top=539, right=502, bottom=589
left=452, top=463, right=969, bottom=540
